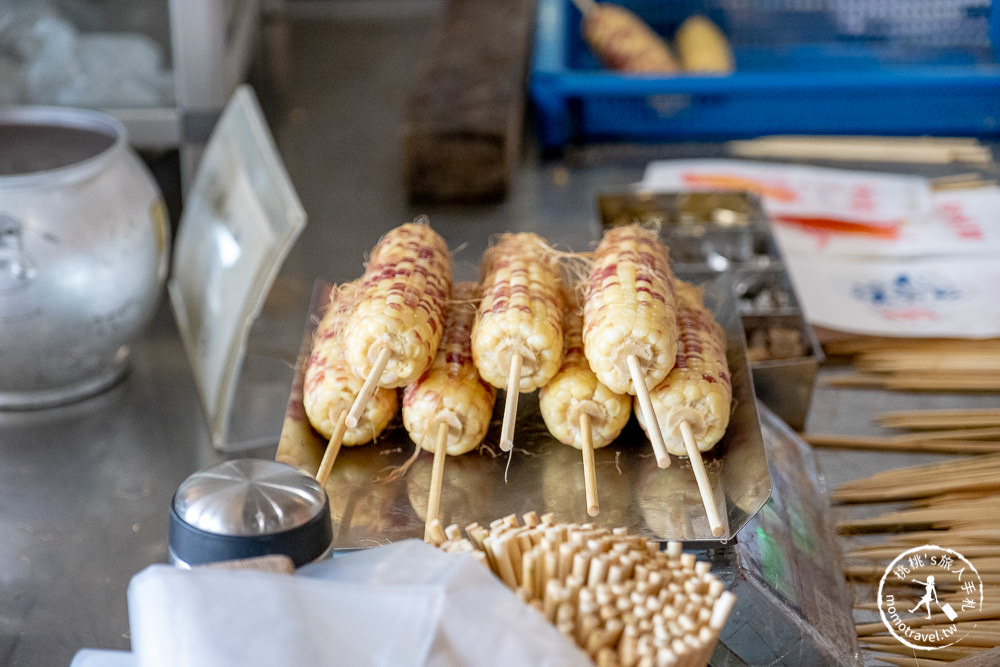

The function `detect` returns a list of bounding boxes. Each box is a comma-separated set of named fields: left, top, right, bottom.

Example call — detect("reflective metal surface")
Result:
left=276, top=273, right=769, bottom=546
left=172, top=459, right=326, bottom=536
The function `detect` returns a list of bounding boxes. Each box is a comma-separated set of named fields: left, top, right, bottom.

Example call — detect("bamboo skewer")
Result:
left=315, top=409, right=348, bottom=486
left=856, top=352, right=1000, bottom=373
left=861, top=642, right=982, bottom=662
left=857, top=527, right=1000, bottom=547
left=499, top=353, right=523, bottom=451
left=820, top=337, right=1000, bottom=393
left=847, top=543, right=1000, bottom=561
left=824, top=370, right=1000, bottom=392
left=930, top=172, right=998, bottom=190
left=345, top=346, right=391, bottom=428
left=831, top=453, right=1000, bottom=503
left=424, top=421, right=450, bottom=540
left=808, top=436, right=1000, bottom=455
left=726, top=135, right=994, bottom=165
left=425, top=512, right=735, bottom=666
left=824, top=337, right=1000, bottom=357
left=835, top=443, right=1000, bottom=664
left=805, top=428, right=1000, bottom=455
left=680, top=422, right=724, bottom=537
left=580, top=412, right=600, bottom=517
left=629, top=354, right=671, bottom=468
left=874, top=408, right=1000, bottom=430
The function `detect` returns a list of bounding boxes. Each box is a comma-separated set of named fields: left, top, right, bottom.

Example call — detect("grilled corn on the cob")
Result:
left=540, top=290, right=631, bottom=450
left=403, top=282, right=497, bottom=456
left=472, top=233, right=566, bottom=392
left=303, top=282, right=399, bottom=446
left=638, top=279, right=732, bottom=456
left=584, top=224, right=678, bottom=467
left=583, top=224, right=679, bottom=395
left=345, top=221, right=452, bottom=389
left=343, top=221, right=451, bottom=429
left=472, top=232, right=565, bottom=451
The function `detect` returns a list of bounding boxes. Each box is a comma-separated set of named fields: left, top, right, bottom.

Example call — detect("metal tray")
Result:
left=276, top=273, right=770, bottom=548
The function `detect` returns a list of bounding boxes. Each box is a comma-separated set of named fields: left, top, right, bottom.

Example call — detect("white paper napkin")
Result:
left=73, top=539, right=590, bottom=667
left=128, top=564, right=443, bottom=667
left=299, top=540, right=591, bottom=666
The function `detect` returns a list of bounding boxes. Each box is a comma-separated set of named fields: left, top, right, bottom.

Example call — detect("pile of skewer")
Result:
left=821, top=337, right=1000, bottom=393
left=833, top=455, right=1000, bottom=665
left=806, top=408, right=1000, bottom=455
left=426, top=511, right=736, bottom=667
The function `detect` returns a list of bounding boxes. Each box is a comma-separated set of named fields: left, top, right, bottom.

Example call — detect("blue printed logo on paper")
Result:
left=852, top=272, right=961, bottom=324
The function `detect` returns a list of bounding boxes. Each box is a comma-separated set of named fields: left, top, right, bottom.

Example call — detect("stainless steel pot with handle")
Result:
left=0, top=106, right=170, bottom=408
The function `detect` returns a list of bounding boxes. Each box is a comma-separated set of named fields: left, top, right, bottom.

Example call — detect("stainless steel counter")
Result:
left=2, top=6, right=997, bottom=666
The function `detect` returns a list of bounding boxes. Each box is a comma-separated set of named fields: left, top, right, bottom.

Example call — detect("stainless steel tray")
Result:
left=276, top=273, right=770, bottom=548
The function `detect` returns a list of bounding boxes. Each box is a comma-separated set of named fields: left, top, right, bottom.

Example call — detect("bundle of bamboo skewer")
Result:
left=806, top=408, right=1000, bottom=456
left=425, top=511, right=735, bottom=667
left=725, top=135, right=994, bottom=165
left=831, top=455, right=1000, bottom=665
left=821, top=338, right=1000, bottom=393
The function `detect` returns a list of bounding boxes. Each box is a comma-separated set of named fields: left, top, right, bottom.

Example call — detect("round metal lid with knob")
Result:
left=168, top=458, right=333, bottom=568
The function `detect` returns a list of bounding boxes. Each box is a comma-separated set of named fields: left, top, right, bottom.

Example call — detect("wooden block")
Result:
left=404, top=0, right=536, bottom=203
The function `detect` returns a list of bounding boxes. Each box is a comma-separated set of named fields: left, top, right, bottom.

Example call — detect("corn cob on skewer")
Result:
left=344, top=221, right=452, bottom=428
left=402, top=281, right=496, bottom=536
left=303, top=282, right=399, bottom=486
left=575, top=0, right=680, bottom=73
left=472, top=233, right=565, bottom=451
left=583, top=224, right=678, bottom=468
left=637, top=280, right=732, bottom=537
left=403, top=281, right=497, bottom=456
left=539, top=288, right=631, bottom=516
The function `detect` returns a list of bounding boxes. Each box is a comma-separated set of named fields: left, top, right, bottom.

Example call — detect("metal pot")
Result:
left=0, top=106, right=169, bottom=408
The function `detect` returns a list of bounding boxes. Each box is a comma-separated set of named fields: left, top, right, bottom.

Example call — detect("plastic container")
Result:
left=530, top=0, right=1000, bottom=148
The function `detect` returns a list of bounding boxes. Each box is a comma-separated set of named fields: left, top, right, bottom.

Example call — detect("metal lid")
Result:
left=169, top=459, right=332, bottom=568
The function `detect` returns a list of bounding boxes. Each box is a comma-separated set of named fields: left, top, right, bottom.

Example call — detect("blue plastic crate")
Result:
left=529, top=0, right=1000, bottom=148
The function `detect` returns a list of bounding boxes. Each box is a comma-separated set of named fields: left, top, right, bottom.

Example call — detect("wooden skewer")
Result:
left=628, top=354, right=670, bottom=468
left=863, top=642, right=982, bottom=662
left=345, top=346, right=391, bottom=428
left=679, top=422, right=725, bottom=537
left=832, top=455, right=1000, bottom=503
left=824, top=336, right=1000, bottom=357
left=726, top=135, right=993, bottom=164
left=856, top=349, right=1000, bottom=371
left=424, top=421, right=450, bottom=540
left=804, top=433, right=1000, bottom=455
left=499, top=352, right=522, bottom=451
left=580, top=412, right=600, bottom=517
left=825, top=370, right=1000, bottom=392
left=315, top=409, right=348, bottom=486
left=875, top=408, right=1000, bottom=430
